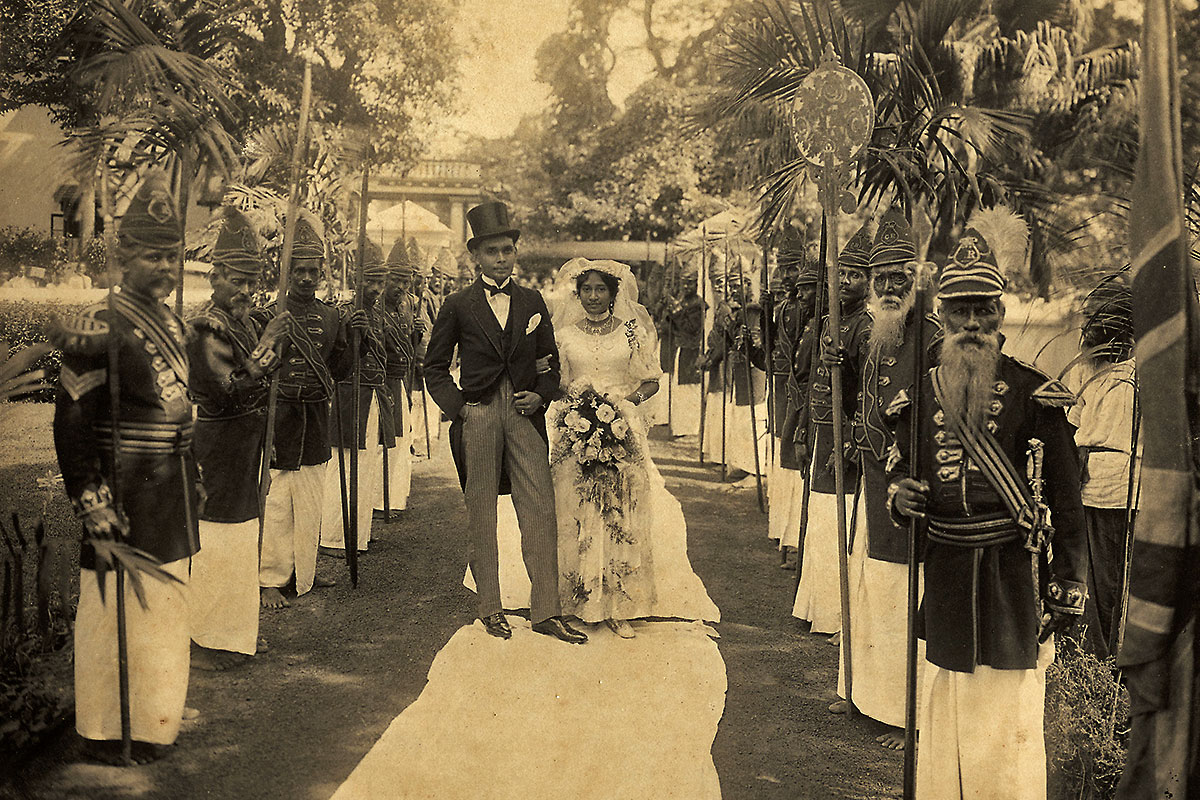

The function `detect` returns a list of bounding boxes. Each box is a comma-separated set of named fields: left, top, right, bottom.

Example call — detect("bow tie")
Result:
left=484, top=281, right=512, bottom=297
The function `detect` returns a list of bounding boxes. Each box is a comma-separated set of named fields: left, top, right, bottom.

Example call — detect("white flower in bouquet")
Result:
left=587, top=431, right=602, bottom=449
left=583, top=445, right=600, bottom=461
left=610, top=418, right=629, bottom=438
left=572, top=438, right=586, bottom=454
left=595, top=403, right=616, bottom=423
left=565, top=410, right=591, bottom=433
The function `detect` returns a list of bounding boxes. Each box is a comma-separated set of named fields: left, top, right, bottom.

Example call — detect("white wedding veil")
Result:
left=551, top=258, right=657, bottom=343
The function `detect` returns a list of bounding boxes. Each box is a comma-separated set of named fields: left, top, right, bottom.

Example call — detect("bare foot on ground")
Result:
left=876, top=730, right=906, bottom=750
left=260, top=587, right=289, bottom=609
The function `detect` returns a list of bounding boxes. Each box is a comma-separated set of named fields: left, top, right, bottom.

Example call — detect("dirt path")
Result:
left=5, top=427, right=903, bottom=800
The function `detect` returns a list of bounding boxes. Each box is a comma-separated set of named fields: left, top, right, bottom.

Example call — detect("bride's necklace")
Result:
left=581, top=312, right=616, bottom=336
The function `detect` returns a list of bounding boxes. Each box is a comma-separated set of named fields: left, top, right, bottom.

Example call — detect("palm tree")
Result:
left=704, top=0, right=1138, bottom=291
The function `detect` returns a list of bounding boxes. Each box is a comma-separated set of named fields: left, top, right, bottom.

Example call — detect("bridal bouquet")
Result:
left=549, top=387, right=642, bottom=476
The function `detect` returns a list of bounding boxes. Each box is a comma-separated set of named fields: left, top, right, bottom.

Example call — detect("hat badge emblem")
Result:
left=954, top=236, right=982, bottom=266
left=147, top=194, right=174, bottom=224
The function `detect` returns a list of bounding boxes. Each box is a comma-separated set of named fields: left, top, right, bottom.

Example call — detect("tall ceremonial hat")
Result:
left=291, top=210, right=326, bottom=260
left=211, top=206, right=263, bottom=276
left=838, top=219, right=873, bottom=270
left=385, top=237, right=414, bottom=279
left=361, top=239, right=387, bottom=280
left=796, top=253, right=820, bottom=286
left=433, top=247, right=455, bottom=277
left=938, top=206, right=1029, bottom=300
left=466, top=201, right=520, bottom=250
left=869, top=206, right=916, bottom=269
left=118, top=170, right=183, bottom=249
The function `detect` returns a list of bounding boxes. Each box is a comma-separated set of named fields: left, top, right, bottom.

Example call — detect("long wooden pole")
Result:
left=347, top=158, right=371, bottom=587
left=99, top=157, right=132, bottom=766
left=763, top=240, right=776, bottom=463
left=174, top=151, right=192, bottom=320
left=822, top=162, right=854, bottom=720
left=698, top=230, right=709, bottom=464
left=902, top=271, right=930, bottom=797
left=665, top=242, right=674, bottom=435
left=720, top=237, right=730, bottom=480
left=259, top=60, right=314, bottom=540
left=736, top=250, right=765, bottom=511
left=794, top=216, right=828, bottom=591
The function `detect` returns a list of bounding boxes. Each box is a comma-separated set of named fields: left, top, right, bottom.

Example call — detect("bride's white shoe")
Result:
left=606, top=619, right=636, bottom=638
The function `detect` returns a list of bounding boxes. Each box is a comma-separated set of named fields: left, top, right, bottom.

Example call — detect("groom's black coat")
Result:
left=423, top=277, right=561, bottom=492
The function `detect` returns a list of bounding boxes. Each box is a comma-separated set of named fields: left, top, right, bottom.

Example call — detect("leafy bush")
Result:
left=1045, top=633, right=1129, bottom=800
left=0, top=228, right=61, bottom=282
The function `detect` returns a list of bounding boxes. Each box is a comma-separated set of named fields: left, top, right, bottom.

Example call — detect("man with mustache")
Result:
left=824, top=208, right=940, bottom=748
left=319, top=242, right=396, bottom=555
left=254, top=213, right=370, bottom=609
left=889, top=222, right=1087, bottom=800
left=791, top=221, right=872, bottom=636
left=50, top=172, right=199, bottom=763
left=187, top=207, right=291, bottom=669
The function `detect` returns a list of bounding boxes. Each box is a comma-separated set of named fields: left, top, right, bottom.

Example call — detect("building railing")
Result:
left=378, top=160, right=481, bottom=185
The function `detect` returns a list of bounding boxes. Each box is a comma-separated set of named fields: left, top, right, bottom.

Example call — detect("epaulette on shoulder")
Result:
left=1009, top=356, right=1076, bottom=408
left=189, top=311, right=227, bottom=336
left=46, top=305, right=108, bottom=355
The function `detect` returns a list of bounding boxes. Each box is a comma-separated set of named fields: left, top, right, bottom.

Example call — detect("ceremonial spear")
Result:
left=665, top=241, right=674, bottom=435
left=259, top=59, right=314, bottom=542
left=735, top=249, right=765, bottom=511
left=697, top=228, right=709, bottom=465
left=790, top=43, right=875, bottom=721
left=792, top=216, right=828, bottom=585
left=346, top=136, right=373, bottom=587
left=98, top=155, right=134, bottom=765
left=763, top=239, right=776, bottom=464
left=720, top=234, right=730, bottom=481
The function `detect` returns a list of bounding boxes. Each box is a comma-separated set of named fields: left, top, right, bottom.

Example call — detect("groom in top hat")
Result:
left=424, top=201, right=587, bottom=644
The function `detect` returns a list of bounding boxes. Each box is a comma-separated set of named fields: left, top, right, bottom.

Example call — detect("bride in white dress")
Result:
left=547, top=259, right=719, bottom=637
left=466, top=260, right=718, bottom=634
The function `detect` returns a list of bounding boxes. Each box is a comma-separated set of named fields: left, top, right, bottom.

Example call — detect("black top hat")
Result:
left=466, top=202, right=520, bottom=250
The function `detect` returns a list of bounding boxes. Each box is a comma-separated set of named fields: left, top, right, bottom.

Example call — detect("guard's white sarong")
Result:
left=75, top=559, right=190, bottom=745
left=190, top=519, right=259, bottom=654
left=769, top=465, right=805, bottom=545
left=792, top=460, right=849, bottom=633
left=260, top=464, right=325, bottom=594
left=669, top=370, right=701, bottom=437
left=321, top=395, right=382, bottom=551
left=410, top=388, right=441, bottom=458
left=725, top=401, right=769, bottom=476
left=916, top=642, right=1053, bottom=800
left=836, top=490, right=925, bottom=727
left=379, top=393, right=412, bottom=512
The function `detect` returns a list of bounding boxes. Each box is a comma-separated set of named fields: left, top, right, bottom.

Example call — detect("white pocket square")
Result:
left=525, top=313, right=542, bottom=335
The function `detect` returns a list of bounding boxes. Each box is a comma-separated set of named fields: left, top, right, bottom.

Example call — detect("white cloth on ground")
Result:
left=75, top=559, right=191, bottom=745
left=330, top=619, right=725, bottom=800
left=836, top=489, right=925, bottom=727
left=916, top=641, right=1053, bottom=800
left=321, top=394, right=382, bottom=550
left=260, top=464, right=324, bottom=594
left=190, top=519, right=259, bottom=655
left=792, top=457, right=849, bottom=633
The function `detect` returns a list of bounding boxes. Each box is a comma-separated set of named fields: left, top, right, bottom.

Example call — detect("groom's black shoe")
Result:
left=532, top=616, right=588, bottom=644
left=481, top=613, right=512, bottom=639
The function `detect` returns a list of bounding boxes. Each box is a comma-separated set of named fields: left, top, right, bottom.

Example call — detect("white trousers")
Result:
left=410, top=387, right=441, bottom=458
left=322, top=396, right=382, bottom=550
left=75, top=559, right=190, bottom=745
left=916, top=643, right=1052, bottom=800
left=260, top=464, right=325, bottom=594
left=792, top=461, right=850, bottom=633
left=379, top=394, right=413, bottom=512
left=836, top=491, right=925, bottom=727
left=769, top=465, right=805, bottom=546
left=190, top=519, right=259, bottom=654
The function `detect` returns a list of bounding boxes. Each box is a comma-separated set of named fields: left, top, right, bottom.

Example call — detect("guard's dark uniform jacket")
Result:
left=779, top=315, right=819, bottom=471
left=703, top=302, right=767, bottom=406
left=805, top=298, right=870, bottom=493
left=841, top=301, right=940, bottom=561
left=187, top=302, right=279, bottom=523
left=51, top=290, right=200, bottom=568
left=380, top=293, right=419, bottom=434
left=668, top=294, right=705, bottom=385
left=886, top=355, right=1088, bottom=672
left=770, top=293, right=808, bottom=438
left=329, top=302, right=397, bottom=450
left=251, top=294, right=356, bottom=471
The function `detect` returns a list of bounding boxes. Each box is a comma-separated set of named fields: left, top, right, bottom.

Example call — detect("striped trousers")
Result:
left=460, top=378, right=561, bottom=624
